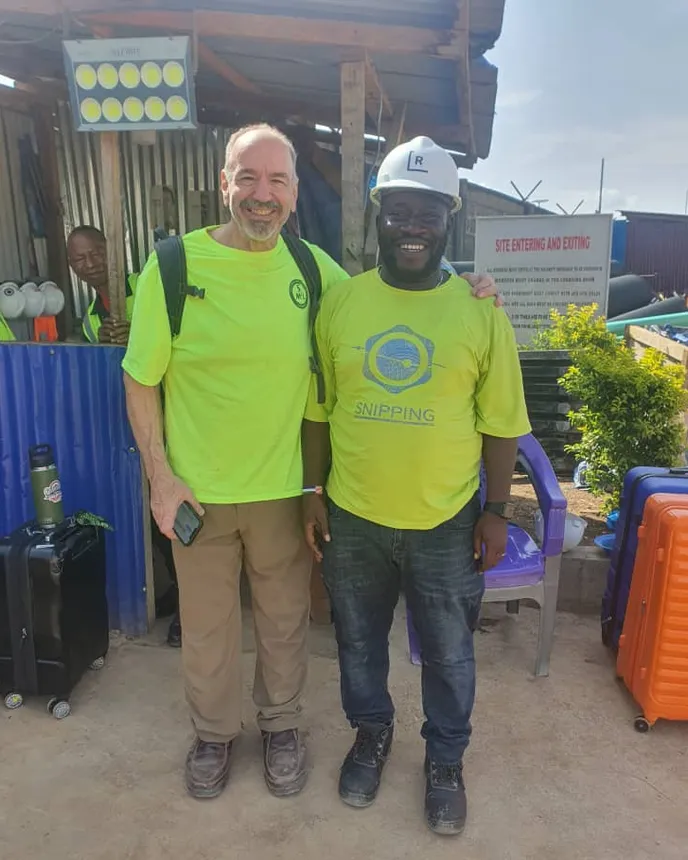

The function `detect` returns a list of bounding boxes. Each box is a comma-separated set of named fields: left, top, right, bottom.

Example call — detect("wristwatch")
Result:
left=483, top=501, right=514, bottom=520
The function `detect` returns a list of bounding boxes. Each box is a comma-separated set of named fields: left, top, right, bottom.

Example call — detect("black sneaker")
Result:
left=424, top=758, right=467, bottom=836
left=339, top=723, right=393, bottom=808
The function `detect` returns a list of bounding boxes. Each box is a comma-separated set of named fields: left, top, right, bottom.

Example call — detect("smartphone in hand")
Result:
left=173, top=501, right=204, bottom=546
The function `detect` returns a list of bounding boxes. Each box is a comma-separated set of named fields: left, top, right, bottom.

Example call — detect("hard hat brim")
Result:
left=370, top=180, right=462, bottom=214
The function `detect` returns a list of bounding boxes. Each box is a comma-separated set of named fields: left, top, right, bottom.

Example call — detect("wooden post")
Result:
left=340, top=61, right=366, bottom=275
left=34, top=105, right=75, bottom=340
left=99, top=131, right=127, bottom=321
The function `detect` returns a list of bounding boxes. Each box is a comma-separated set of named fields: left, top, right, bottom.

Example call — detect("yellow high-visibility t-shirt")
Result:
left=122, top=227, right=348, bottom=504
left=0, top=312, right=15, bottom=342
left=305, top=269, right=532, bottom=530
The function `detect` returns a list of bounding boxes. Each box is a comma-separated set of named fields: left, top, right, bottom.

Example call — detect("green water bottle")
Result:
left=29, top=444, right=64, bottom=527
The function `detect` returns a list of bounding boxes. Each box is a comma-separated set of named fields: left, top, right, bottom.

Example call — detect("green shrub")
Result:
left=563, top=347, right=687, bottom=509
left=530, top=304, right=688, bottom=510
left=529, top=303, right=618, bottom=353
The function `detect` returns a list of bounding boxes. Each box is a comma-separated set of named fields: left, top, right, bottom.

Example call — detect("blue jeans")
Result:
left=322, top=494, right=484, bottom=764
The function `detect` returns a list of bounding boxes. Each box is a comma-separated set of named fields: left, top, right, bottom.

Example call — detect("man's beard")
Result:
left=377, top=231, right=448, bottom=284
left=229, top=198, right=285, bottom=244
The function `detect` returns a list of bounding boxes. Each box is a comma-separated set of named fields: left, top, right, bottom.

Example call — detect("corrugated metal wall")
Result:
left=0, top=106, right=40, bottom=282
left=622, top=213, right=688, bottom=297
left=0, top=343, right=149, bottom=635
left=56, top=102, right=228, bottom=318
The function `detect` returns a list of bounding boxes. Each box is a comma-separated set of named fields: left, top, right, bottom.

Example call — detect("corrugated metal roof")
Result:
left=0, top=343, right=150, bottom=635
left=110, top=0, right=468, bottom=31
left=0, top=1, right=504, bottom=159
left=205, top=39, right=459, bottom=112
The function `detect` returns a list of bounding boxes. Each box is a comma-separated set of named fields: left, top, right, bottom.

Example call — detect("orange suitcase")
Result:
left=616, top=493, right=688, bottom=732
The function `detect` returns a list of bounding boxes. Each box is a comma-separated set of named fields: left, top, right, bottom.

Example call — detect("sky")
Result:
left=469, top=0, right=688, bottom=215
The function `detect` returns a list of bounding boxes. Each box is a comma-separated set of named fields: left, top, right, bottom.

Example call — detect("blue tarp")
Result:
left=0, top=343, right=148, bottom=635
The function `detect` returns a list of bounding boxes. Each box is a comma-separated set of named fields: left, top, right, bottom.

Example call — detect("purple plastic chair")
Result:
left=407, top=433, right=567, bottom=677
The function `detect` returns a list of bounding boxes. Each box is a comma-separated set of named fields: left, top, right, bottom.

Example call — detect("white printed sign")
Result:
left=473, top=214, right=613, bottom=344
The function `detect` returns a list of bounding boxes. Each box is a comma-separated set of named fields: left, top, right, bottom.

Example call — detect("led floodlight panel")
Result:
left=63, top=36, right=197, bottom=132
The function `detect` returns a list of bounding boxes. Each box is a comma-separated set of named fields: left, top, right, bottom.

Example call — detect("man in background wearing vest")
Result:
left=302, top=137, right=530, bottom=835
left=67, top=224, right=181, bottom=646
left=122, top=123, right=500, bottom=801
left=66, top=225, right=136, bottom=346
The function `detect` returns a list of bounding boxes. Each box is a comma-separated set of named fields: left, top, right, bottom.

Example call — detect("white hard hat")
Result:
left=20, top=281, right=46, bottom=317
left=370, top=136, right=462, bottom=213
left=38, top=281, right=65, bottom=316
left=0, top=282, right=25, bottom=319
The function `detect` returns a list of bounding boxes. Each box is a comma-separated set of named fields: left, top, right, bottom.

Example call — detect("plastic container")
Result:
left=594, top=533, right=616, bottom=555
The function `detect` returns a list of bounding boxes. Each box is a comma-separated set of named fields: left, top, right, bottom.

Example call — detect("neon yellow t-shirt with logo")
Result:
left=305, top=269, right=532, bottom=530
left=122, top=227, right=348, bottom=504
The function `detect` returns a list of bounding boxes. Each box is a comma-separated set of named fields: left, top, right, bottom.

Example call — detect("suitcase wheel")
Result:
left=89, top=657, right=106, bottom=671
left=47, top=698, right=71, bottom=720
left=4, top=692, right=23, bottom=710
left=633, top=715, right=651, bottom=733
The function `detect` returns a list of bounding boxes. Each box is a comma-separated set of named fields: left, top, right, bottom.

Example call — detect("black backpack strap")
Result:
left=282, top=233, right=326, bottom=404
left=154, top=235, right=205, bottom=338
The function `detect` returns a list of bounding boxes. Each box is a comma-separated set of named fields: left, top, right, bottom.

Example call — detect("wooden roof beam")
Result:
left=197, top=42, right=262, bottom=95
left=82, top=10, right=462, bottom=57
left=0, top=0, right=129, bottom=12
left=451, top=0, right=475, bottom=157
left=197, top=86, right=341, bottom=129
left=87, top=23, right=114, bottom=38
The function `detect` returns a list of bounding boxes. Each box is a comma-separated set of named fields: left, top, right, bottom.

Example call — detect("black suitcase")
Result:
left=0, top=520, right=109, bottom=719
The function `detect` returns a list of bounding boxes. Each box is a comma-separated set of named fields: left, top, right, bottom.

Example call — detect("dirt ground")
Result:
left=510, top=475, right=608, bottom=547
left=1, top=606, right=687, bottom=860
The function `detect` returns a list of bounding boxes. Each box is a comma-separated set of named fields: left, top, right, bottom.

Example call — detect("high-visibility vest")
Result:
left=82, top=273, right=138, bottom=344
left=0, top=312, right=15, bottom=342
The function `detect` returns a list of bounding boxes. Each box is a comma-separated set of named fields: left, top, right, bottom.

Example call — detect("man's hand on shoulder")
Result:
left=462, top=272, right=503, bottom=308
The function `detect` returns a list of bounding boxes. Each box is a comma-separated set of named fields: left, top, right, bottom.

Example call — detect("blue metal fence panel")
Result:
left=0, top=343, right=148, bottom=635
left=611, top=218, right=628, bottom=268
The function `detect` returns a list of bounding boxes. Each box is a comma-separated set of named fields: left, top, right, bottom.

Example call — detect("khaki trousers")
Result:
left=172, top=498, right=312, bottom=743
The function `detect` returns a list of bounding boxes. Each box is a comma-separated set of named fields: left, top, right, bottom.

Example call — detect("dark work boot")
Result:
left=166, top=612, right=181, bottom=648
left=262, top=729, right=307, bottom=797
left=185, top=738, right=232, bottom=799
left=338, top=723, right=394, bottom=808
left=424, top=757, right=467, bottom=836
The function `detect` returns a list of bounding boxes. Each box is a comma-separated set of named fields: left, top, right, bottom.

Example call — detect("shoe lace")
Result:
left=353, top=728, right=386, bottom=761
left=431, top=762, right=462, bottom=788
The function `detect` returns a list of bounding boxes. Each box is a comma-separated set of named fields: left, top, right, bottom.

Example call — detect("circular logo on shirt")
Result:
left=289, top=279, right=309, bottom=309
left=362, top=325, right=435, bottom=394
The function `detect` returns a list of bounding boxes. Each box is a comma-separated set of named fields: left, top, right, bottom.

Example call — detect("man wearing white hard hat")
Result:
left=302, top=137, right=530, bottom=835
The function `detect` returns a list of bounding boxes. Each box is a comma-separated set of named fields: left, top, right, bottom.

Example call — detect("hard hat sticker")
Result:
left=406, top=152, right=429, bottom=174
